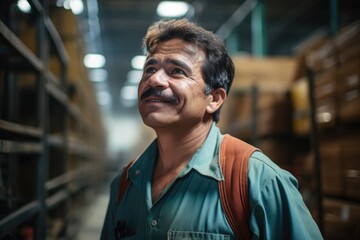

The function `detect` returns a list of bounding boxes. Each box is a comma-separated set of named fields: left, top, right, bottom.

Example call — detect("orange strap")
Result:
left=218, top=134, right=257, bottom=240
left=118, top=134, right=257, bottom=240
left=117, top=161, right=133, bottom=205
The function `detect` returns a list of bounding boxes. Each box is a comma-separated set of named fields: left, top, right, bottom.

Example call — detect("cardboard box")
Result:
left=320, top=139, right=344, bottom=195
left=257, top=95, right=292, bottom=137
left=306, top=40, right=338, bottom=74
left=314, top=68, right=338, bottom=99
left=342, top=135, right=360, bottom=199
left=335, top=21, right=360, bottom=64
left=323, top=198, right=360, bottom=240
left=338, top=58, right=360, bottom=122
left=293, top=32, right=328, bottom=80
left=231, top=57, right=296, bottom=92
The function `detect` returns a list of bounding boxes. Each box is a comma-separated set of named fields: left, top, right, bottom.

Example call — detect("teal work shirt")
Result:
left=101, top=123, right=323, bottom=239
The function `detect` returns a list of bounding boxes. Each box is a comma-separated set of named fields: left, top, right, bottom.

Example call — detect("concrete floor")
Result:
left=76, top=192, right=109, bottom=240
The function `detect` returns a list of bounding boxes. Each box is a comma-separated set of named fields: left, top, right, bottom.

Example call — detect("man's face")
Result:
left=138, top=38, right=213, bottom=129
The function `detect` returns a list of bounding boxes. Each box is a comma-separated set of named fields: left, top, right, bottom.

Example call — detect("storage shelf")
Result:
left=0, top=119, right=42, bottom=137
left=28, top=0, right=43, bottom=14
left=0, top=20, right=44, bottom=73
left=46, top=189, right=69, bottom=210
left=68, top=137, right=95, bottom=156
left=46, top=179, right=91, bottom=210
left=46, top=170, right=80, bottom=191
left=0, top=140, right=42, bottom=154
left=0, top=201, right=40, bottom=239
left=46, top=76, right=67, bottom=104
left=0, top=2, right=106, bottom=238
left=48, top=134, right=65, bottom=147
left=44, top=17, right=69, bottom=67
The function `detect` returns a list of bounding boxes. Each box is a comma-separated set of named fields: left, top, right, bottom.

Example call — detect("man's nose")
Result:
left=147, top=69, right=169, bottom=89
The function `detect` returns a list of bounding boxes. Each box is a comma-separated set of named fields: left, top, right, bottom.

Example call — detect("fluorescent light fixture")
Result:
left=17, top=0, right=31, bottom=13
left=131, top=55, right=146, bottom=70
left=120, top=85, right=138, bottom=101
left=70, top=0, right=84, bottom=15
left=127, top=70, right=143, bottom=84
left=84, top=54, right=106, bottom=68
left=63, top=0, right=71, bottom=9
left=89, top=69, right=108, bottom=82
left=97, top=91, right=112, bottom=106
left=157, top=1, right=190, bottom=17
left=56, top=0, right=63, bottom=7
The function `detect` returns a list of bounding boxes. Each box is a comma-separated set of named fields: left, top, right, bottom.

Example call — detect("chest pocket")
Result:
left=167, top=231, right=230, bottom=240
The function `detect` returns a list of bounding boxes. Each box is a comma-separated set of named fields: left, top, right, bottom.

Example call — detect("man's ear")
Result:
left=206, top=88, right=226, bottom=114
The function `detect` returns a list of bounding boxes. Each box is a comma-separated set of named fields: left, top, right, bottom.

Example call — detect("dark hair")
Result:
left=143, top=18, right=234, bottom=122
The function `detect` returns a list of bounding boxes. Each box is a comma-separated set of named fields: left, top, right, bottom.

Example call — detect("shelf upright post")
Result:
left=226, top=29, right=241, bottom=54
left=251, top=0, right=267, bottom=57
left=306, top=67, right=324, bottom=233
left=329, top=0, right=339, bottom=37
left=36, top=0, right=49, bottom=239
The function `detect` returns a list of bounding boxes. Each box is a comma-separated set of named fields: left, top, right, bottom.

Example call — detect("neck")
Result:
left=154, top=120, right=213, bottom=171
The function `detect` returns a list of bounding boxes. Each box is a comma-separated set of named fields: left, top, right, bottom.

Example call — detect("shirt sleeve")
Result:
left=100, top=172, right=122, bottom=240
left=248, top=151, right=323, bottom=240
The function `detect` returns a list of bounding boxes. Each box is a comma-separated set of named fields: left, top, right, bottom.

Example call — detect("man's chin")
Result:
left=141, top=114, right=176, bottom=129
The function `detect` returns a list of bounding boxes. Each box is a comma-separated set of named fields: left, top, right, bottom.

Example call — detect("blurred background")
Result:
left=0, top=0, right=359, bottom=239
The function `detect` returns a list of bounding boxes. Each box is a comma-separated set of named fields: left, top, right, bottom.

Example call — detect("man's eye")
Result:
left=144, top=67, right=156, bottom=74
left=172, top=68, right=185, bottom=75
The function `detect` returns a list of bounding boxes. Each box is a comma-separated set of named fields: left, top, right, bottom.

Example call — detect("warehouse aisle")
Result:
left=76, top=190, right=109, bottom=240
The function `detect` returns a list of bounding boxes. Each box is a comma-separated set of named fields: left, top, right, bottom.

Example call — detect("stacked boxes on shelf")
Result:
left=0, top=2, right=105, bottom=239
left=219, top=56, right=297, bottom=169
left=336, top=22, right=360, bottom=123
left=305, top=22, right=360, bottom=240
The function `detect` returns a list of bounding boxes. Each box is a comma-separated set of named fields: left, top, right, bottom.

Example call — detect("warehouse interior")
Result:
left=0, top=0, right=359, bottom=239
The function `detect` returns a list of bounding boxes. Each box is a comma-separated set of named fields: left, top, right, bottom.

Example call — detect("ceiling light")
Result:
left=131, top=55, right=146, bottom=70
left=89, top=69, right=108, bottom=82
left=70, top=0, right=84, bottom=15
left=120, top=85, right=138, bottom=101
left=97, top=91, right=112, bottom=106
left=63, top=0, right=71, bottom=9
left=17, top=0, right=31, bottom=13
left=84, top=54, right=106, bottom=68
left=127, top=70, right=143, bottom=84
left=157, top=1, right=190, bottom=17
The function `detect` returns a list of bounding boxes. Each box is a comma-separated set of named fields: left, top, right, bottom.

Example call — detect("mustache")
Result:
left=140, top=87, right=179, bottom=104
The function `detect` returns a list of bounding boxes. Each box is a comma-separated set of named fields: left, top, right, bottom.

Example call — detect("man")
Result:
left=101, top=19, right=323, bottom=239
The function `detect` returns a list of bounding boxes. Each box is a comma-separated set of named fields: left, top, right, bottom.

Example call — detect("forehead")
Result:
left=149, top=38, right=205, bottom=63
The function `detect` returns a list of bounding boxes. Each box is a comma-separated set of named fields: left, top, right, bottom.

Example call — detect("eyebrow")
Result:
left=144, top=58, right=158, bottom=67
left=144, top=57, right=192, bottom=73
left=165, top=58, right=191, bottom=73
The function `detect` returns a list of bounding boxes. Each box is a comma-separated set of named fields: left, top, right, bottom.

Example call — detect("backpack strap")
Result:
left=218, top=134, right=258, bottom=240
left=117, top=160, right=134, bottom=205
left=117, top=134, right=258, bottom=240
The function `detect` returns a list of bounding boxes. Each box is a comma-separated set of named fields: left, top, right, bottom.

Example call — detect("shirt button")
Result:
left=135, top=169, right=140, bottom=175
left=151, top=219, right=158, bottom=227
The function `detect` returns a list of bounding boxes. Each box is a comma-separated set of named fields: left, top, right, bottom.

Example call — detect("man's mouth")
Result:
left=140, top=88, right=179, bottom=104
left=145, top=98, right=169, bottom=103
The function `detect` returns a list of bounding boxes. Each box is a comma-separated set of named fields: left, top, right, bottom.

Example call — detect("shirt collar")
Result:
left=182, top=122, right=224, bottom=181
left=128, top=122, right=224, bottom=182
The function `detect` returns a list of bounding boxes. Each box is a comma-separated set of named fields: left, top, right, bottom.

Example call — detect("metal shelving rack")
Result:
left=0, top=1, right=104, bottom=239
